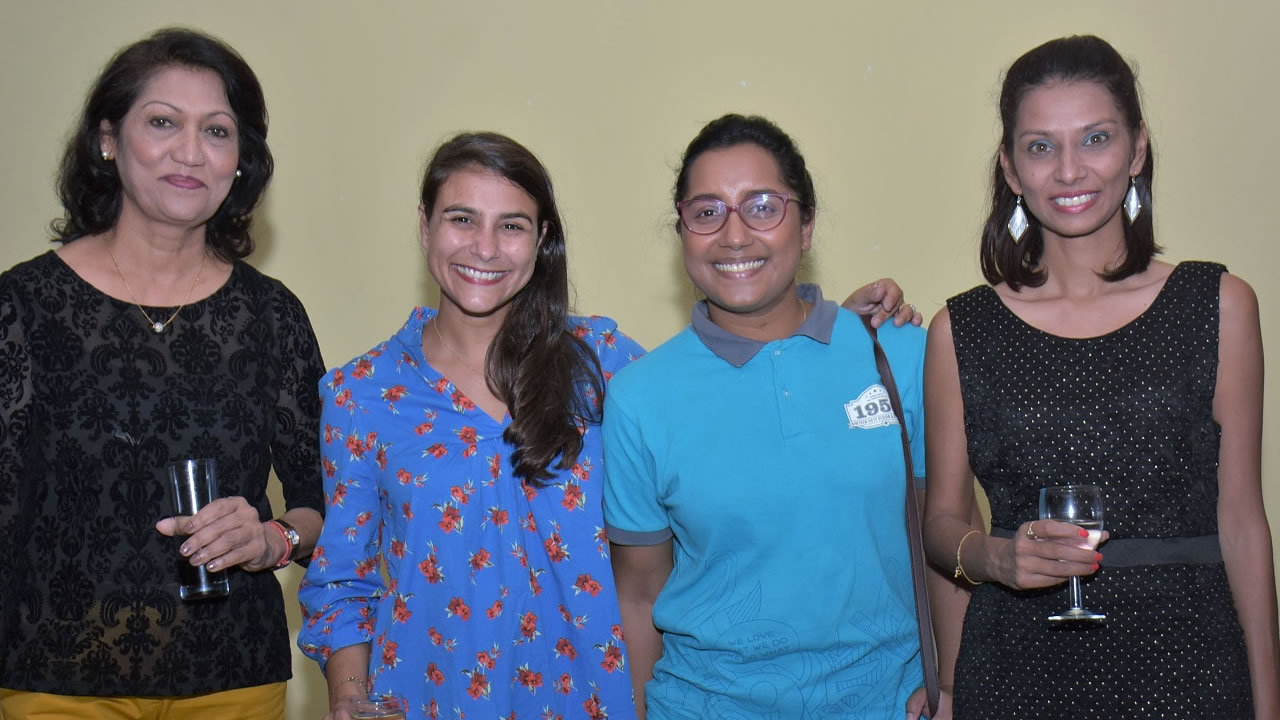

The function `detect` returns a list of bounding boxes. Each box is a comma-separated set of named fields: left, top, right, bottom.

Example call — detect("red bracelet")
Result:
left=264, top=520, right=291, bottom=568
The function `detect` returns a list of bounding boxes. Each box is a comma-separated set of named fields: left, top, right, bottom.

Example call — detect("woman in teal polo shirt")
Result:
left=604, top=114, right=938, bottom=719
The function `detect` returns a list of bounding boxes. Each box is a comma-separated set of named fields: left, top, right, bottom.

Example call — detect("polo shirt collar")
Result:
left=690, top=283, right=836, bottom=367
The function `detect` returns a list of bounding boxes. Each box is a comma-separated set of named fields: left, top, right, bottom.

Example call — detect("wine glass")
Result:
left=1039, top=484, right=1105, bottom=622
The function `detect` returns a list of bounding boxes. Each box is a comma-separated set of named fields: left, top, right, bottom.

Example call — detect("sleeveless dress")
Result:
left=947, top=262, right=1252, bottom=718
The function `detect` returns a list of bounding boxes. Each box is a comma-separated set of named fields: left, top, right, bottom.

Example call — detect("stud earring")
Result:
left=1123, top=177, right=1141, bottom=223
left=101, top=151, right=111, bottom=161
left=235, top=169, right=242, bottom=178
left=1007, top=196, right=1029, bottom=243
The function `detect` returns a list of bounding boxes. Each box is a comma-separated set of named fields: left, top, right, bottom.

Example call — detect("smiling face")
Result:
left=99, top=66, right=240, bottom=234
left=679, top=143, right=813, bottom=323
left=420, top=166, right=546, bottom=320
left=1001, top=80, right=1147, bottom=244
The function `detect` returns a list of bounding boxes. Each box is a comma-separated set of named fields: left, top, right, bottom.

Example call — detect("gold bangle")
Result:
left=954, top=529, right=985, bottom=585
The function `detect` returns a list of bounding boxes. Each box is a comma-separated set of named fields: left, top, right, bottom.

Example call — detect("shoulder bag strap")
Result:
left=859, top=315, right=939, bottom=716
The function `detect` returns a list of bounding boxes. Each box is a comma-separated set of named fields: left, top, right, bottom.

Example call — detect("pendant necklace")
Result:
left=107, top=241, right=208, bottom=334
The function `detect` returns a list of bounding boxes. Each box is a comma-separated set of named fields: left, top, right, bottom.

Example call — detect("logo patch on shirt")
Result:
left=845, top=384, right=898, bottom=429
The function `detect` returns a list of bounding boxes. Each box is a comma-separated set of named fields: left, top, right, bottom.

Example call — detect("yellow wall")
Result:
left=2, top=2, right=1276, bottom=717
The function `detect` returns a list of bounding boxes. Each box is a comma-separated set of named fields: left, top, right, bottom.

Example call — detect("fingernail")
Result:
left=180, top=544, right=191, bottom=556
left=1092, top=562, right=1100, bottom=571
left=206, top=561, right=219, bottom=571
left=1095, top=552, right=1103, bottom=562
left=1079, top=529, right=1089, bottom=538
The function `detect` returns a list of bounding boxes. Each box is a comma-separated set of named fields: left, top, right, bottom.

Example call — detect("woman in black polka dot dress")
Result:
left=919, top=36, right=1278, bottom=718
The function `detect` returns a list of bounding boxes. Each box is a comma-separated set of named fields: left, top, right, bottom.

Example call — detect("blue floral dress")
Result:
left=298, top=308, right=642, bottom=720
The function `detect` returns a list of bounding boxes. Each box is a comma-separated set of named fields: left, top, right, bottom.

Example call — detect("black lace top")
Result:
left=0, top=251, right=325, bottom=696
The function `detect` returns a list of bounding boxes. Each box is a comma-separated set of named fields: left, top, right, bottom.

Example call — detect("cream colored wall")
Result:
left=2, top=1, right=1276, bottom=717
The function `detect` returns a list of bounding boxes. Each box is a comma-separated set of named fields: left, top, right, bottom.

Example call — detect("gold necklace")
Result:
left=107, top=242, right=207, bottom=334
left=431, top=317, right=485, bottom=374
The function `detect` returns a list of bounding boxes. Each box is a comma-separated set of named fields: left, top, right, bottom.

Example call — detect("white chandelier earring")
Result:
left=1124, top=177, right=1142, bottom=223
left=1007, top=195, right=1029, bottom=243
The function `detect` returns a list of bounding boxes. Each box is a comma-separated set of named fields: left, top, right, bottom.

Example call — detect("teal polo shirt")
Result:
left=603, top=284, right=926, bottom=719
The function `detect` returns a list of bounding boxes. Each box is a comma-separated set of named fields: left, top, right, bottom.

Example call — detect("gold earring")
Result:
left=101, top=151, right=111, bottom=161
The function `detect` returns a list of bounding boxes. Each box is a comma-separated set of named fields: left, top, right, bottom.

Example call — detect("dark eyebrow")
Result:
left=1017, top=119, right=1120, bottom=142
left=441, top=206, right=534, bottom=225
left=140, top=100, right=237, bottom=124
left=684, top=189, right=784, bottom=203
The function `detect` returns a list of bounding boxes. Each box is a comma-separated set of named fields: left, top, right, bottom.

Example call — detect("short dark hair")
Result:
left=420, top=132, right=603, bottom=487
left=52, top=27, right=273, bottom=261
left=981, top=35, right=1158, bottom=289
left=672, top=114, right=816, bottom=231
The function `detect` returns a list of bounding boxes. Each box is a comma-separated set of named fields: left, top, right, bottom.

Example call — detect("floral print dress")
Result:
left=298, top=308, right=642, bottom=720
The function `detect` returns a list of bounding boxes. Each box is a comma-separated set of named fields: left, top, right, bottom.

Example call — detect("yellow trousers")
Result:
left=0, top=682, right=285, bottom=720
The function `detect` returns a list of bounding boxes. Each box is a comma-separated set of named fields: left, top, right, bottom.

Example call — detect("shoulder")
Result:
left=1218, top=272, right=1259, bottom=319
left=230, top=261, right=305, bottom=306
left=606, top=327, right=698, bottom=397
left=1, top=251, right=60, bottom=288
left=322, top=307, right=426, bottom=393
left=568, top=313, right=647, bottom=371
left=945, top=283, right=995, bottom=312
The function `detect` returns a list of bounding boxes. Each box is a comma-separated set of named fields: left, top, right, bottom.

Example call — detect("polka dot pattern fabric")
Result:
left=946, top=262, right=1252, bottom=717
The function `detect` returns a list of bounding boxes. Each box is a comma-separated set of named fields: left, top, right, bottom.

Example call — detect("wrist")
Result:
left=265, top=518, right=300, bottom=569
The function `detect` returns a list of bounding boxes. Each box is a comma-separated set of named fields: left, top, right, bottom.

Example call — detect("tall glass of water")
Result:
left=166, top=458, right=231, bottom=601
left=1039, top=484, right=1105, bottom=622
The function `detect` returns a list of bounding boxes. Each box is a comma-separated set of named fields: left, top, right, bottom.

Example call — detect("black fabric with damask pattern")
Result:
left=0, top=251, right=324, bottom=696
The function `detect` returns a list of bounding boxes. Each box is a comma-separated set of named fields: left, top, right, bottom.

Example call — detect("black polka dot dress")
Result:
left=947, top=262, right=1252, bottom=718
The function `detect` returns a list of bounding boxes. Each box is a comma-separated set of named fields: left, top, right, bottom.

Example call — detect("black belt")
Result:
left=990, top=527, right=1222, bottom=567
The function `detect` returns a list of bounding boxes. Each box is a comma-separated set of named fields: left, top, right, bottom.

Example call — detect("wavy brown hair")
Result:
left=420, top=132, right=603, bottom=486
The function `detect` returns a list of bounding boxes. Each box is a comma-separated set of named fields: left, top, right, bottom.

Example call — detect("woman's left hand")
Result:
left=155, top=496, right=279, bottom=572
left=906, top=685, right=952, bottom=720
left=843, top=278, right=923, bottom=328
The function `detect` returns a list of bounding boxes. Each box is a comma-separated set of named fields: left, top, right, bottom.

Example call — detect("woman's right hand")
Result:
left=324, top=695, right=363, bottom=720
left=1000, top=519, right=1108, bottom=590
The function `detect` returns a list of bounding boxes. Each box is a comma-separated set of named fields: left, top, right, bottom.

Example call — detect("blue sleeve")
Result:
left=601, top=369, right=673, bottom=545
left=296, top=362, right=386, bottom=671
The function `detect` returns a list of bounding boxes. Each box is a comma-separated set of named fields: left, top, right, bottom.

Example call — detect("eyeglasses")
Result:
left=676, top=193, right=802, bottom=235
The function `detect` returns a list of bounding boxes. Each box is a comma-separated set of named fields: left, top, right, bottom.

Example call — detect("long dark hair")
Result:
left=420, top=132, right=603, bottom=486
left=673, top=113, right=816, bottom=224
left=981, top=35, right=1158, bottom=289
left=51, top=27, right=273, bottom=261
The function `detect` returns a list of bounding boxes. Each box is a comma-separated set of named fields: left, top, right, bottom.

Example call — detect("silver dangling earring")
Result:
left=1124, top=176, right=1141, bottom=223
left=1007, top=195, right=1029, bottom=243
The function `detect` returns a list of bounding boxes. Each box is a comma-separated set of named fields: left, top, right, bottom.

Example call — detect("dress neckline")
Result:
left=47, top=248, right=238, bottom=311
left=982, top=262, right=1188, bottom=342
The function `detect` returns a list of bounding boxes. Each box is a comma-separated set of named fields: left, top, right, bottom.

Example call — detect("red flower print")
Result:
left=352, top=357, right=373, bottom=379
left=428, top=627, right=443, bottom=646
left=520, top=611, right=539, bottom=640
left=399, top=350, right=417, bottom=368
left=329, top=481, right=348, bottom=507
left=415, top=421, right=433, bottom=435
left=465, top=669, right=490, bottom=699
left=375, top=446, right=387, bottom=470
left=345, top=434, right=367, bottom=459
left=599, top=643, right=624, bottom=673
left=556, top=672, right=574, bottom=695
left=392, top=595, right=411, bottom=623
left=426, top=662, right=444, bottom=686
left=432, top=378, right=450, bottom=394
left=528, top=568, right=544, bottom=597
left=555, top=637, right=577, bottom=660
left=521, top=512, right=538, bottom=533
left=488, top=453, right=502, bottom=479
left=451, top=390, right=476, bottom=412
left=469, top=548, right=493, bottom=573
left=544, top=532, right=569, bottom=563
left=516, top=664, right=543, bottom=693
left=329, top=369, right=345, bottom=388
left=451, top=484, right=471, bottom=504
left=447, top=596, right=471, bottom=620
left=583, top=693, right=606, bottom=720
left=310, top=545, right=328, bottom=570
left=427, top=699, right=439, bottom=719
left=334, top=388, right=352, bottom=407
left=402, top=502, right=414, bottom=519
left=558, top=604, right=571, bottom=622
left=602, top=329, right=617, bottom=348
left=396, top=469, right=412, bottom=484
left=574, top=573, right=602, bottom=597
left=354, top=557, right=377, bottom=578
left=561, top=482, right=584, bottom=511
left=573, top=325, right=589, bottom=339
left=522, top=480, right=538, bottom=500
left=425, top=443, right=447, bottom=458
left=611, top=624, right=624, bottom=640
left=486, top=600, right=503, bottom=619
left=457, top=426, right=478, bottom=444
left=381, top=384, right=407, bottom=402
left=462, top=443, right=478, bottom=458
left=324, top=424, right=338, bottom=444
left=594, top=527, right=608, bottom=545
left=437, top=504, right=462, bottom=533
left=418, top=553, right=444, bottom=583
left=380, top=639, right=399, bottom=668
left=511, top=542, right=529, bottom=568
left=389, top=539, right=406, bottom=559
left=570, top=460, right=592, bottom=481
left=488, top=507, right=509, bottom=528
left=477, top=650, right=497, bottom=670
left=355, top=510, right=373, bottom=527
left=322, top=457, right=336, bottom=478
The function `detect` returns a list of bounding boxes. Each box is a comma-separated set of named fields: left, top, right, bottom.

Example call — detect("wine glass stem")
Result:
left=1067, top=575, right=1085, bottom=610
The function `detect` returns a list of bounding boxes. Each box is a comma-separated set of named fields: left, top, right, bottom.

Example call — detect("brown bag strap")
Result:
left=860, top=316, right=940, bottom=716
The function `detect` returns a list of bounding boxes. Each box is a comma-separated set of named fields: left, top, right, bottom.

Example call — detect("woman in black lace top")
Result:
left=0, top=28, right=324, bottom=719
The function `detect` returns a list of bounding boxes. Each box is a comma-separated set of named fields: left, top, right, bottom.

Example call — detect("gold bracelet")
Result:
left=954, top=529, right=984, bottom=585
left=339, top=675, right=367, bottom=690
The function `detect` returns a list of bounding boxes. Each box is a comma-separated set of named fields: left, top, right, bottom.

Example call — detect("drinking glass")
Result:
left=166, top=458, right=231, bottom=601
left=351, top=693, right=408, bottom=719
left=1039, top=484, right=1105, bottom=622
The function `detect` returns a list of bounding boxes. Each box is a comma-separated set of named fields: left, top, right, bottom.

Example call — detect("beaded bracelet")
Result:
left=954, top=529, right=985, bottom=585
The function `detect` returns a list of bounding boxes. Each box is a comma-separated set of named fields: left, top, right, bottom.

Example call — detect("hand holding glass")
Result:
left=166, top=458, right=231, bottom=601
left=1039, top=484, right=1105, bottom=622
left=350, top=693, right=407, bottom=719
